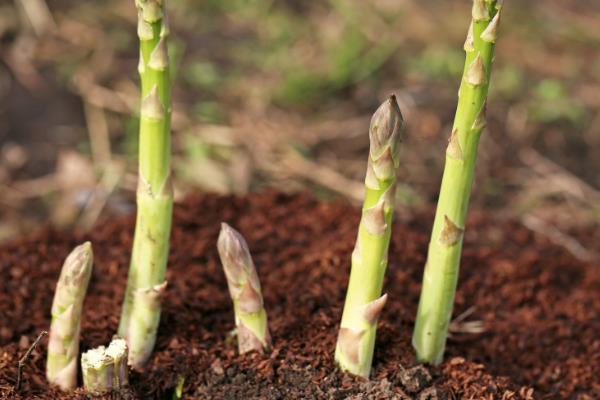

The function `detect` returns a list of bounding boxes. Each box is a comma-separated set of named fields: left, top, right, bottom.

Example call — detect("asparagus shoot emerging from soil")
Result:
left=118, top=0, right=173, bottom=369
left=81, top=337, right=129, bottom=394
left=335, top=95, right=404, bottom=378
left=412, top=0, right=502, bottom=365
left=217, top=223, right=271, bottom=354
left=46, top=242, right=93, bottom=390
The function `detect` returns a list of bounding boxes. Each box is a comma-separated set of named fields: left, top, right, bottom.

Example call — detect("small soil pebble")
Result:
left=417, top=387, right=448, bottom=400
left=396, top=365, right=432, bottom=394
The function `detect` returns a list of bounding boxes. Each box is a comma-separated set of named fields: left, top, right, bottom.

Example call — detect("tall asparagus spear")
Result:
left=335, top=95, right=404, bottom=378
left=118, top=0, right=173, bottom=369
left=46, top=242, right=93, bottom=390
left=412, top=0, right=502, bottom=365
left=217, top=223, right=271, bottom=354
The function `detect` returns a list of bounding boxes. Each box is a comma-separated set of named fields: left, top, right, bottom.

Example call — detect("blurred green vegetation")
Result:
left=1, top=0, right=599, bottom=240
left=530, top=79, right=586, bottom=125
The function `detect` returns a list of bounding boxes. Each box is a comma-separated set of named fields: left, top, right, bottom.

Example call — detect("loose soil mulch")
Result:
left=0, top=191, right=598, bottom=399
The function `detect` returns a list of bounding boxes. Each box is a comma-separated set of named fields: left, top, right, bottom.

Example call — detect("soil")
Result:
left=0, top=191, right=598, bottom=399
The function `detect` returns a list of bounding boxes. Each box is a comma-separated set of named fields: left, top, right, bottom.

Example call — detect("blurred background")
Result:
left=0, top=0, right=598, bottom=259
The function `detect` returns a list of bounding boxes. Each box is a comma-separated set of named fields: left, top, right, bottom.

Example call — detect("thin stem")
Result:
left=17, top=331, right=47, bottom=391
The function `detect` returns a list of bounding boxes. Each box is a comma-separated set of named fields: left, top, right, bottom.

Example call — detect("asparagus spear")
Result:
left=118, top=0, right=173, bottom=369
left=412, top=0, right=502, bottom=365
left=217, top=223, right=271, bottom=354
left=81, top=337, right=129, bottom=394
left=46, top=242, right=93, bottom=390
left=335, top=95, right=404, bottom=378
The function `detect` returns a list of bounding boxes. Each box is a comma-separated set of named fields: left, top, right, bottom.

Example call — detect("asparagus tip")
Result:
left=59, top=241, right=93, bottom=291
left=368, top=95, right=404, bottom=182
left=217, top=223, right=251, bottom=269
left=371, top=96, right=403, bottom=145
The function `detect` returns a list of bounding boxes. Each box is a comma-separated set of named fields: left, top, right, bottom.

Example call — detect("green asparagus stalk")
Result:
left=335, top=95, right=404, bottom=378
left=412, top=0, right=502, bottom=365
left=217, top=223, right=271, bottom=354
left=81, top=337, right=129, bottom=394
left=46, top=242, right=93, bottom=390
left=118, top=0, right=173, bottom=369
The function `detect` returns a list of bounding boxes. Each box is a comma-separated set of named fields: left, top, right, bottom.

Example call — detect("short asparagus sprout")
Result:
left=412, top=0, right=503, bottom=365
left=81, top=337, right=129, bottom=394
left=46, top=242, right=93, bottom=390
left=119, top=0, right=173, bottom=369
left=217, top=223, right=271, bottom=354
left=335, top=95, right=404, bottom=378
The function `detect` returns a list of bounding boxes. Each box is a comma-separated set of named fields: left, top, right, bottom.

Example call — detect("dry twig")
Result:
left=16, top=330, right=47, bottom=391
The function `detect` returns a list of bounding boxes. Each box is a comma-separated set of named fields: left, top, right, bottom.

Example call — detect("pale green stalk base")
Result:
left=412, top=0, right=501, bottom=365
left=119, top=0, right=173, bottom=369
left=335, top=185, right=393, bottom=377
left=235, top=307, right=270, bottom=353
left=120, top=193, right=172, bottom=367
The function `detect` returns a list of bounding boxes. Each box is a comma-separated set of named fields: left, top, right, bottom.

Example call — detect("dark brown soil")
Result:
left=0, top=191, right=598, bottom=399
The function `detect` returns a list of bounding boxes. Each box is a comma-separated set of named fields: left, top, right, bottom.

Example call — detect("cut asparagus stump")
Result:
left=118, top=0, right=173, bottom=369
left=412, top=0, right=502, bottom=365
left=335, top=95, right=404, bottom=378
left=81, top=347, right=114, bottom=394
left=217, top=223, right=271, bottom=354
left=46, top=242, right=93, bottom=390
left=81, top=337, right=129, bottom=394
left=106, top=337, right=129, bottom=388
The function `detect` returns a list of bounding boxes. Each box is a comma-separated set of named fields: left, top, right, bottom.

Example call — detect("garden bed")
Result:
left=0, top=191, right=598, bottom=399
